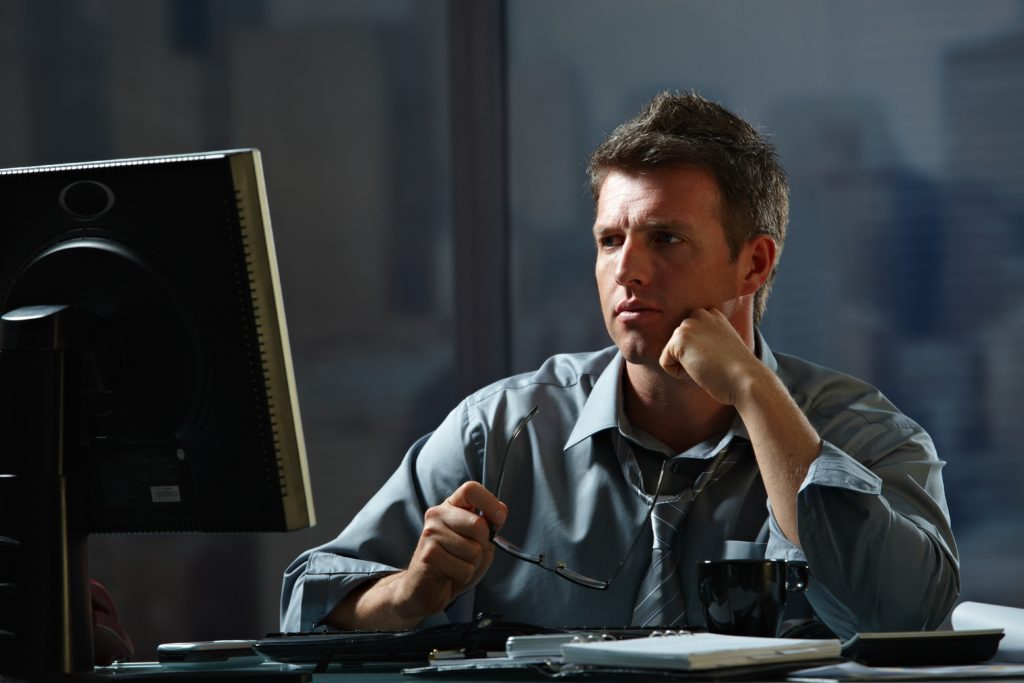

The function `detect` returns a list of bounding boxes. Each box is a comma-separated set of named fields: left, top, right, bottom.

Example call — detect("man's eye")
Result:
left=598, top=235, right=623, bottom=248
left=654, top=232, right=682, bottom=244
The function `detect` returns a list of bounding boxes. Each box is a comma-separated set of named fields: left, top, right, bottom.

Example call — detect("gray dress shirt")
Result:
left=280, top=335, right=959, bottom=639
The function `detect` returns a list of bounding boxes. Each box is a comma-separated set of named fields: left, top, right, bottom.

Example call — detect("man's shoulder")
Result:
left=773, top=350, right=879, bottom=396
left=772, top=350, right=926, bottom=439
left=463, top=347, right=619, bottom=408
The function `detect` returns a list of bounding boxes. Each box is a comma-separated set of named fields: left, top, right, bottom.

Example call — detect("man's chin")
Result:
left=616, top=340, right=699, bottom=385
left=616, top=342, right=663, bottom=367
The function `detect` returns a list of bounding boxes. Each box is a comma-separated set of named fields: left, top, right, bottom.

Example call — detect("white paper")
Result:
left=561, top=632, right=840, bottom=671
left=505, top=632, right=591, bottom=658
left=952, top=602, right=1024, bottom=662
left=792, top=660, right=1024, bottom=681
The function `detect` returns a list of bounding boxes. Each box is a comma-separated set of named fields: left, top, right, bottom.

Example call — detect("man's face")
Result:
left=593, top=166, right=751, bottom=367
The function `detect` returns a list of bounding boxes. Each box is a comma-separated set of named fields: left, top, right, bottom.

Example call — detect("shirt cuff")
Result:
left=766, top=441, right=884, bottom=564
left=301, top=552, right=401, bottom=630
left=765, top=498, right=807, bottom=562
left=800, top=440, right=883, bottom=495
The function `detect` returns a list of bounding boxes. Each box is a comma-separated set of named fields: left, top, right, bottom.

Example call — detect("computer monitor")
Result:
left=0, top=149, right=315, bottom=673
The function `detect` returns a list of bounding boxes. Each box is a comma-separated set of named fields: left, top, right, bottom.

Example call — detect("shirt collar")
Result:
left=564, top=330, right=778, bottom=451
left=757, top=329, right=778, bottom=374
left=564, top=349, right=623, bottom=450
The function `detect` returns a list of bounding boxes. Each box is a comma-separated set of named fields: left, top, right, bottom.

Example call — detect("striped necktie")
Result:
left=620, top=434, right=738, bottom=629
left=630, top=496, right=690, bottom=628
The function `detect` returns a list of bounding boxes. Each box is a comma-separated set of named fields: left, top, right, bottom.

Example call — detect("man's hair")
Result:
left=586, top=91, right=788, bottom=327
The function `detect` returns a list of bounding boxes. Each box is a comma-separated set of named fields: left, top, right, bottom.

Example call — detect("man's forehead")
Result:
left=593, top=166, right=723, bottom=226
left=597, top=165, right=720, bottom=194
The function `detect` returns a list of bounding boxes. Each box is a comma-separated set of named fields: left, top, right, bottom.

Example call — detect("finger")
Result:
left=418, top=510, right=491, bottom=580
left=424, top=529, right=486, bottom=575
left=410, top=535, right=480, bottom=588
left=447, top=481, right=507, bottom=527
left=661, top=358, right=688, bottom=380
left=659, top=329, right=688, bottom=378
left=483, top=500, right=510, bottom=535
left=659, top=340, right=678, bottom=373
left=435, top=502, right=495, bottom=546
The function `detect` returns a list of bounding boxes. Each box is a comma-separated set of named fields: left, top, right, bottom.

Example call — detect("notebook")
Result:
left=561, top=632, right=841, bottom=671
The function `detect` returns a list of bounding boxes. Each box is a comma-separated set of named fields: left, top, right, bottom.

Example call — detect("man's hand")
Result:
left=657, top=306, right=821, bottom=547
left=394, top=481, right=507, bottom=619
left=658, top=307, right=762, bottom=406
left=325, top=481, right=507, bottom=630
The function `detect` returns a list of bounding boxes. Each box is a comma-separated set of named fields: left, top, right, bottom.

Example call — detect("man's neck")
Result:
left=622, top=361, right=737, bottom=453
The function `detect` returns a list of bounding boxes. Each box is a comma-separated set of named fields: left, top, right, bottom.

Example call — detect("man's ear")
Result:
left=738, top=235, right=777, bottom=297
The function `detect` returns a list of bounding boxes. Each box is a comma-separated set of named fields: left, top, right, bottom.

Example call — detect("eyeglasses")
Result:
left=487, top=406, right=737, bottom=590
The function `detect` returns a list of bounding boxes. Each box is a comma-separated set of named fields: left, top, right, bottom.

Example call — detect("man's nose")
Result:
left=614, top=237, right=651, bottom=287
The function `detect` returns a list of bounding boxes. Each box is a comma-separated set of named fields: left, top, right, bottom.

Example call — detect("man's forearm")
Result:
left=733, top=363, right=820, bottom=546
left=323, top=573, right=421, bottom=631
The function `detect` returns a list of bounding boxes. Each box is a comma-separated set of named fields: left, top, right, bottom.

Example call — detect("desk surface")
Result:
left=93, top=661, right=412, bottom=683
left=84, top=660, right=1024, bottom=683
left=92, top=663, right=509, bottom=683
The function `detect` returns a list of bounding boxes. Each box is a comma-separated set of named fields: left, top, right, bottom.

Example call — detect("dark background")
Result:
left=1, top=0, right=1022, bottom=660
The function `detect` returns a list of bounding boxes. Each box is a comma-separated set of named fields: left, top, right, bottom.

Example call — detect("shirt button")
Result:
left=671, top=462, right=682, bottom=473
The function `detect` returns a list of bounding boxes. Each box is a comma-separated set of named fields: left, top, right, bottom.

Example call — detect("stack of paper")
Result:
left=505, top=633, right=592, bottom=659
left=952, top=602, right=1024, bottom=663
left=791, top=661, right=1024, bottom=680
left=561, top=632, right=841, bottom=671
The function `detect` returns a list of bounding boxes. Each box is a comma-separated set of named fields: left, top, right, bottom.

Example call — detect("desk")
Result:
left=78, top=660, right=1024, bottom=683
left=95, top=661, right=552, bottom=682
left=89, top=662, right=585, bottom=682
left=5, top=662, right=405, bottom=683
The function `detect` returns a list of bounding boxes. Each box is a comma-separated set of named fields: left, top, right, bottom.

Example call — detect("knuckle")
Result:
left=417, top=542, right=441, bottom=564
left=457, top=561, right=477, bottom=583
left=468, top=514, right=490, bottom=537
left=456, top=481, right=481, bottom=500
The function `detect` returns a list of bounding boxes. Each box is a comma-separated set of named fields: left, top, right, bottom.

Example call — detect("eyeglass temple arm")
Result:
left=601, top=456, right=670, bottom=587
left=489, top=406, right=539, bottom=536
left=491, top=405, right=538, bottom=499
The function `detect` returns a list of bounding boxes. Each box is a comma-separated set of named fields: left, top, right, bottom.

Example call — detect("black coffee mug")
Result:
left=697, top=559, right=809, bottom=637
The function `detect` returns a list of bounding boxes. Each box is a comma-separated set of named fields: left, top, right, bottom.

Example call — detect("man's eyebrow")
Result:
left=592, top=219, right=692, bottom=234
left=641, top=219, right=691, bottom=231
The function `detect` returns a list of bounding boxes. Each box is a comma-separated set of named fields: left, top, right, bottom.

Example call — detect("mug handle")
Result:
left=785, top=562, right=810, bottom=593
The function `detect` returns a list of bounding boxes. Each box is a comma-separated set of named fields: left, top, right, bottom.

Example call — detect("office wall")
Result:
left=1, top=0, right=1022, bottom=659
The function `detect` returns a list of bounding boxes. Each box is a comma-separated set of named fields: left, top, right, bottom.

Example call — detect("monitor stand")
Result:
left=0, top=305, right=94, bottom=674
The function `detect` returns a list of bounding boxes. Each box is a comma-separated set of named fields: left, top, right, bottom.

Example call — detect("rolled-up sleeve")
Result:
left=281, top=551, right=402, bottom=633
left=782, top=428, right=959, bottom=638
left=280, top=406, right=477, bottom=632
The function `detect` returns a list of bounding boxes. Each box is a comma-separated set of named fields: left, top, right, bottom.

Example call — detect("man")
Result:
left=281, top=92, right=959, bottom=639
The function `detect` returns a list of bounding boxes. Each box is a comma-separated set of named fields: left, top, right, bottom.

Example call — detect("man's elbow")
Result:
left=870, top=550, right=960, bottom=632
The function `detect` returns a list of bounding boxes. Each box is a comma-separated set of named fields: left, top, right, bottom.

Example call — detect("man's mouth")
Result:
left=614, top=299, right=661, bottom=318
